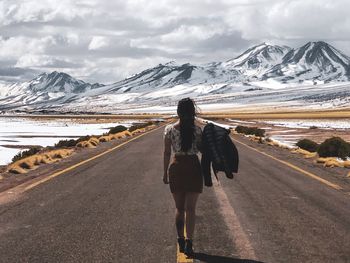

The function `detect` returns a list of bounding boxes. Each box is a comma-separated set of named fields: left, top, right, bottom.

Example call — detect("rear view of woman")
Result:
left=163, top=97, right=203, bottom=257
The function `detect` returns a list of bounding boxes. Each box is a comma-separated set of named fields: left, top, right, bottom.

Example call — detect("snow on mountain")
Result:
left=0, top=41, right=350, bottom=113
left=222, top=43, right=291, bottom=80
left=61, top=62, right=246, bottom=112
left=102, top=61, right=241, bottom=94
left=264, top=41, right=350, bottom=83
left=0, top=71, right=104, bottom=110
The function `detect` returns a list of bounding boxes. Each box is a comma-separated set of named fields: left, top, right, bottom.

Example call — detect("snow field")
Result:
left=0, top=118, right=134, bottom=165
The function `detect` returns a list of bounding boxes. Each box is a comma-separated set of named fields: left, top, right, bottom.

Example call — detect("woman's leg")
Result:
left=172, top=192, right=186, bottom=238
left=184, top=192, right=200, bottom=240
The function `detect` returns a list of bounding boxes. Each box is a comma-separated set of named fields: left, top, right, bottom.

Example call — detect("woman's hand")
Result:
left=163, top=173, right=169, bottom=184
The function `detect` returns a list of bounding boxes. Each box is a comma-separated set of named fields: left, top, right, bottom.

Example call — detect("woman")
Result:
left=163, top=97, right=203, bottom=257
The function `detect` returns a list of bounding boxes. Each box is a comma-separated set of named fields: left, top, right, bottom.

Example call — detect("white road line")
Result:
left=212, top=181, right=257, bottom=260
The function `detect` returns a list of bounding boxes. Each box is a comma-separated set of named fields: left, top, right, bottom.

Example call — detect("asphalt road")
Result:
left=0, top=124, right=349, bottom=263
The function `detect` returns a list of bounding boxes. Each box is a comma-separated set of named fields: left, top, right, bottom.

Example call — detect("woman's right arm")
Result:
left=196, top=126, right=203, bottom=153
left=163, top=126, right=172, bottom=184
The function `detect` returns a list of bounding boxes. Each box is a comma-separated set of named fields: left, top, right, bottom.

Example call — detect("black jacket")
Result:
left=200, top=122, right=239, bottom=187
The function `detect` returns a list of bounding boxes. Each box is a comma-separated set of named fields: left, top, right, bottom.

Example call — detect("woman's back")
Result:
left=164, top=121, right=202, bottom=155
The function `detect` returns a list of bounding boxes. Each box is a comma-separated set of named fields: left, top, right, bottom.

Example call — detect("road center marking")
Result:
left=232, top=136, right=343, bottom=191
left=23, top=124, right=167, bottom=191
left=177, top=225, right=193, bottom=263
left=212, top=181, right=257, bottom=259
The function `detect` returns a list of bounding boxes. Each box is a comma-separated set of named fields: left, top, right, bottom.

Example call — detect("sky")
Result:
left=1, top=0, right=350, bottom=85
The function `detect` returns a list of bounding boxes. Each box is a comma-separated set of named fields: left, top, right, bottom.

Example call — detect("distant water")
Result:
left=261, top=119, right=350, bottom=130
left=0, top=117, right=133, bottom=165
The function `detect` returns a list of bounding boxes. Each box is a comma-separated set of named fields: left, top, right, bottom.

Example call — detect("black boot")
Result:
left=177, top=237, right=185, bottom=253
left=184, top=238, right=194, bottom=256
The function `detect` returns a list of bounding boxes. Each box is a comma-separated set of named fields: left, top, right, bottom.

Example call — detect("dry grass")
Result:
left=98, top=130, right=132, bottom=142
left=315, top=157, right=345, bottom=168
left=7, top=166, right=28, bottom=174
left=292, top=148, right=312, bottom=155
left=267, top=140, right=280, bottom=147
left=343, top=161, right=350, bottom=168
left=145, top=124, right=158, bottom=130
left=98, top=135, right=112, bottom=142
left=123, top=130, right=132, bottom=136
left=88, top=137, right=100, bottom=146
left=109, top=134, right=122, bottom=140
left=76, top=136, right=100, bottom=148
left=131, top=128, right=146, bottom=135
left=110, top=130, right=132, bottom=139
left=7, top=149, right=74, bottom=174
left=76, top=140, right=95, bottom=148
left=291, top=148, right=318, bottom=158
left=262, top=138, right=290, bottom=149
left=39, top=154, right=55, bottom=164
left=316, top=157, right=336, bottom=164
left=324, top=160, right=344, bottom=168
left=247, top=135, right=262, bottom=142
left=78, top=127, right=144, bottom=147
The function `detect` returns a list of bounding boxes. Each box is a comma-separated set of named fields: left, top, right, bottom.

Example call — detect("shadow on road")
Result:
left=192, top=252, right=265, bottom=263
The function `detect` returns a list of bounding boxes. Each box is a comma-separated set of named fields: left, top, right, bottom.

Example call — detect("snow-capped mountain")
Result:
left=0, top=71, right=104, bottom=110
left=0, top=41, right=349, bottom=113
left=222, top=43, right=291, bottom=79
left=264, top=41, right=350, bottom=83
left=103, top=61, right=241, bottom=94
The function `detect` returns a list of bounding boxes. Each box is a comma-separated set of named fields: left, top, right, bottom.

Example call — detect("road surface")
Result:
left=0, top=124, right=349, bottom=262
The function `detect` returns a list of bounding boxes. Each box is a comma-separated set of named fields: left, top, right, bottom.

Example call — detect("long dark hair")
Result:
left=177, top=97, right=200, bottom=152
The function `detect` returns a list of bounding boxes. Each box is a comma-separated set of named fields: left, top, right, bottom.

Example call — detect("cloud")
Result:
left=0, top=36, right=55, bottom=59
left=0, top=66, right=38, bottom=76
left=0, top=63, right=41, bottom=83
left=15, top=54, right=82, bottom=68
left=0, top=0, right=349, bottom=85
left=88, top=36, right=109, bottom=50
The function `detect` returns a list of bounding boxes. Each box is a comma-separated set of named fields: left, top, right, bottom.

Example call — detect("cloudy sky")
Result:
left=1, top=0, right=350, bottom=84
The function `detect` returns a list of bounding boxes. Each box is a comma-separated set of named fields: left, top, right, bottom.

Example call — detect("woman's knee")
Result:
left=185, top=205, right=196, bottom=213
left=185, top=192, right=199, bottom=213
left=176, top=207, right=185, bottom=215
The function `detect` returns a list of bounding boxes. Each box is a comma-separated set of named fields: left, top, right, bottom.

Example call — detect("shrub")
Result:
left=317, top=137, right=350, bottom=160
left=76, top=135, right=93, bottom=143
left=54, top=139, right=77, bottom=148
left=296, top=139, right=319, bottom=152
left=235, top=125, right=265, bottom=137
left=128, top=121, right=154, bottom=132
left=235, top=125, right=245, bottom=134
left=108, top=125, right=127, bottom=134
left=12, top=147, right=42, bottom=163
left=253, top=128, right=265, bottom=137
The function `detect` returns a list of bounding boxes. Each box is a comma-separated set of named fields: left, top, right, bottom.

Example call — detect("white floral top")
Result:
left=164, top=122, right=202, bottom=154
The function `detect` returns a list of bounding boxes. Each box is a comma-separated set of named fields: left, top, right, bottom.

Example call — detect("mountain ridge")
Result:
left=263, top=41, right=350, bottom=83
left=0, top=41, right=349, bottom=113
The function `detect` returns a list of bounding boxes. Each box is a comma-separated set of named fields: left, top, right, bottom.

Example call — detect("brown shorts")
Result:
left=168, top=154, right=203, bottom=193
